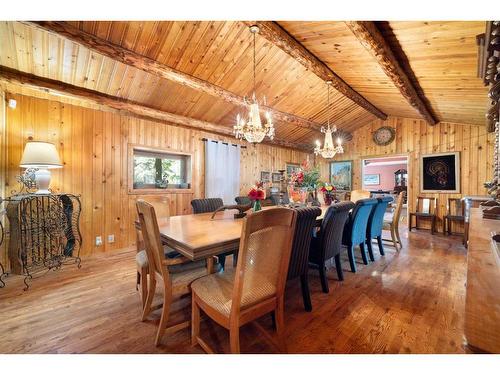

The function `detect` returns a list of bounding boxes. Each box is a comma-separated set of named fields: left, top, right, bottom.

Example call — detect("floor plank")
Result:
left=0, top=228, right=469, bottom=353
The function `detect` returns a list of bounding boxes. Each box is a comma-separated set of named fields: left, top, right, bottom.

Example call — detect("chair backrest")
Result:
left=191, top=198, right=224, bottom=214
left=447, top=198, right=464, bottom=216
left=319, top=201, right=355, bottom=261
left=350, top=189, right=371, bottom=202
left=391, top=191, right=405, bottom=226
left=367, top=196, right=394, bottom=239
left=416, top=196, right=437, bottom=214
left=235, top=196, right=251, bottom=205
left=231, top=208, right=297, bottom=316
left=287, top=206, right=322, bottom=280
left=344, top=198, right=378, bottom=246
left=136, top=200, right=170, bottom=284
left=135, top=197, right=170, bottom=253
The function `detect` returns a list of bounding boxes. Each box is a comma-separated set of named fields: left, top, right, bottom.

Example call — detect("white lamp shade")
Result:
left=20, top=141, right=62, bottom=169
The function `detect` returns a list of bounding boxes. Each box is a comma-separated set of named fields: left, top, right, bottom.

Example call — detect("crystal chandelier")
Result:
left=314, top=81, right=344, bottom=159
left=233, top=25, right=275, bottom=144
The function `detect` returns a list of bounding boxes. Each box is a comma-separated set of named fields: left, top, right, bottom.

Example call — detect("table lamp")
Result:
left=20, top=141, right=62, bottom=194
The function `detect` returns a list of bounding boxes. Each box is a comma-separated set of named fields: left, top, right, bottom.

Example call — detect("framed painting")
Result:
left=364, top=174, right=380, bottom=186
left=271, top=172, right=282, bottom=183
left=286, top=162, right=300, bottom=177
left=260, top=171, right=271, bottom=183
left=420, top=152, right=460, bottom=193
left=330, top=160, right=352, bottom=191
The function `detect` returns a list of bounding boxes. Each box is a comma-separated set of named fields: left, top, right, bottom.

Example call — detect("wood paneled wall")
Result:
left=1, top=93, right=308, bottom=260
left=317, top=116, right=495, bottom=231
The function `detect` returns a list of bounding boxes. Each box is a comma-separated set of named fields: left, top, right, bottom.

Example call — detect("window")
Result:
left=130, top=146, right=192, bottom=192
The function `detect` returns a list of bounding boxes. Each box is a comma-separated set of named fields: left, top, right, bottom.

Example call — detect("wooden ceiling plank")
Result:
left=345, top=21, right=438, bottom=125
left=244, top=21, right=387, bottom=120
left=25, top=21, right=346, bottom=137
left=0, top=65, right=310, bottom=152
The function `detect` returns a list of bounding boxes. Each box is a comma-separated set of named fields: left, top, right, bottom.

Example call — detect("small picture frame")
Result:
left=272, top=172, right=282, bottom=183
left=286, top=163, right=300, bottom=177
left=260, top=171, right=271, bottom=183
left=363, top=174, right=380, bottom=186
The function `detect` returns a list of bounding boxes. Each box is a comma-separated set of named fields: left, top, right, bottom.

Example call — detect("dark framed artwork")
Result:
left=260, top=171, right=271, bottom=183
left=285, top=162, right=300, bottom=177
left=330, top=160, right=353, bottom=191
left=420, top=152, right=460, bottom=193
left=271, top=172, right=282, bottom=183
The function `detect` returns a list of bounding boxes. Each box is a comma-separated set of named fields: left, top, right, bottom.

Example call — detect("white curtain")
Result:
left=205, top=140, right=241, bottom=204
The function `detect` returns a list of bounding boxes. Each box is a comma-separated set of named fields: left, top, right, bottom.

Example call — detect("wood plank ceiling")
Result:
left=0, top=21, right=489, bottom=150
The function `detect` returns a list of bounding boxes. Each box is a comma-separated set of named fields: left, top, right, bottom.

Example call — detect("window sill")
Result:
left=128, top=188, right=194, bottom=195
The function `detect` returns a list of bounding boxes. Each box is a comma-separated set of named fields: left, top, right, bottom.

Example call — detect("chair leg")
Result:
left=334, top=254, right=344, bottom=281
left=408, top=214, right=413, bottom=231
left=299, top=274, right=312, bottom=312
left=395, top=225, right=402, bottom=249
left=229, top=324, right=240, bottom=354
left=366, top=239, right=375, bottom=262
left=141, top=278, right=156, bottom=321
left=359, top=243, right=369, bottom=265
left=377, top=236, right=385, bottom=256
left=443, top=218, right=447, bottom=235
left=275, top=299, right=288, bottom=353
left=155, top=292, right=172, bottom=346
left=318, top=263, right=329, bottom=294
left=191, top=296, right=200, bottom=347
left=140, top=267, right=148, bottom=308
left=389, top=226, right=398, bottom=250
left=347, top=245, right=357, bottom=273
left=448, top=219, right=452, bottom=235
left=218, top=254, right=226, bottom=271
left=431, top=217, right=436, bottom=235
left=136, top=271, right=140, bottom=291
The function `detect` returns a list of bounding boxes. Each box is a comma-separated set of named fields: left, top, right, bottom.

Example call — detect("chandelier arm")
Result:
left=253, top=31, right=256, bottom=97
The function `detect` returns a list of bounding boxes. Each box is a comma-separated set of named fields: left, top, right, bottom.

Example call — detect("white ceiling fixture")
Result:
left=314, top=81, right=344, bottom=159
left=233, top=25, right=275, bottom=144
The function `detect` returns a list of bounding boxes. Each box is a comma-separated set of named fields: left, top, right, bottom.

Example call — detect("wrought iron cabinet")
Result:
left=5, top=193, right=82, bottom=290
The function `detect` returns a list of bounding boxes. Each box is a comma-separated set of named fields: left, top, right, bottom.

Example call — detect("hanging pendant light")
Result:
left=233, top=25, right=275, bottom=144
left=314, top=81, right=344, bottom=159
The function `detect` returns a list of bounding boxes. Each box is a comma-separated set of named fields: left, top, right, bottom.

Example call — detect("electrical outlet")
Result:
left=108, top=234, right=115, bottom=243
left=95, top=236, right=102, bottom=246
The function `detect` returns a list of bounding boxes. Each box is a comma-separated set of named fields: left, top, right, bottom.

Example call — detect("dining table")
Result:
left=136, top=205, right=329, bottom=272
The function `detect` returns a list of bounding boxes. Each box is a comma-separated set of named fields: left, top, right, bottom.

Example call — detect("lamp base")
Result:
left=34, top=168, right=52, bottom=195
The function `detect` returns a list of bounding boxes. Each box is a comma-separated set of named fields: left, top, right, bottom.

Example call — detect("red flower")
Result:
left=248, top=186, right=265, bottom=200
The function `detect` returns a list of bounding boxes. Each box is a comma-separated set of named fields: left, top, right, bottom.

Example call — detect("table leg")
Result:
left=207, top=257, right=215, bottom=274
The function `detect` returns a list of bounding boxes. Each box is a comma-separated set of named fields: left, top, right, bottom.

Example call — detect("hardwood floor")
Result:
left=0, top=228, right=469, bottom=354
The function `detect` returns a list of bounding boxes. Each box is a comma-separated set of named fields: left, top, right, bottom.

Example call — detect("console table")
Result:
left=5, top=193, right=82, bottom=290
left=465, top=208, right=500, bottom=353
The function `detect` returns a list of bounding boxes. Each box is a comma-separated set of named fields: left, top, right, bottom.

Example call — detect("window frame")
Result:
left=128, top=144, right=193, bottom=195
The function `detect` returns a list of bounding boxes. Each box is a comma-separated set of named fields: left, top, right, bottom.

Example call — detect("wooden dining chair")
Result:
left=191, top=208, right=297, bottom=354
left=350, top=189, right=371, bottom=202
left=443, top=198, right=465, bottom=236
left=135, top=196, right=173, bottom=308
left=382, top=191, right=405, bottom=250
left=136, top=200, right=210, bottom=346
left=409, top=196, right=438, bottom=235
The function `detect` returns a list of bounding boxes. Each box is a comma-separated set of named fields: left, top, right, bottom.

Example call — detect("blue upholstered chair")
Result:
left=309, top=201, right=355, bottom=293
left=342, top=198, right=378, bottom=273
left=366, top=196, right=394, bottom=261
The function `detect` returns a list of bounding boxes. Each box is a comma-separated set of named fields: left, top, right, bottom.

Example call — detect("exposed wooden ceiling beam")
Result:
left=24, top=21, right=345, bottom=138
left=244, top=21, right=387, bottom=120
left=0, top=66, right=311, bottom=152
left=345, top=21, right=438, bottom=125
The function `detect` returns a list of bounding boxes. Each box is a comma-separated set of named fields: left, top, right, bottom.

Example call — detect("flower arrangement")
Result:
left=319, top=182, right=336, bottom=205
left=290, top=160, right=321, bottom=192
left=248, top=181, right=266, bottom=211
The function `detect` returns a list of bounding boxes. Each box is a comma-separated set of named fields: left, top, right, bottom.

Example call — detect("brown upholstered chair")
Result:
left=443, top=198, right=465, bottom=237
left=287, top=206, right=322, bottom=311
left=408, top=197, right=438, bottom=235
left=382, top=192, right=405, bottom=250
left=350, top=189, right=371, bottom=202
left=191, top=208, right=297, bottom=353
left=309, top=201, right=355, bottom=292
left=136, top=200, right=210, bottom=346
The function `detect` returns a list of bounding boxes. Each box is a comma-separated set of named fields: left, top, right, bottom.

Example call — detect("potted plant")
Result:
left=288, top=160, right=321, bottom=205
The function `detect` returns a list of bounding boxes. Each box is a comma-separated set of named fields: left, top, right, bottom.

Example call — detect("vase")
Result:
left=253, top=199, right=262, bottom=212
left=323, top=192, right=333, bottom=206
left=287, top=184, right=308, bottom=205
